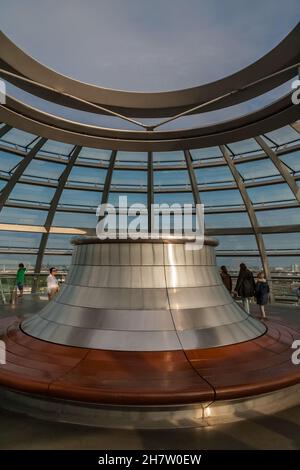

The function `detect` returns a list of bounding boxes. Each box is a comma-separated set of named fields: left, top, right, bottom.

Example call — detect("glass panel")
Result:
left=24, top=159, right=66, bottom=181
left=190, top=147, right=223, bottom=162
left=236, top=159, right=279, bottom=181
left=0, top=231, right=42, bottom=248
left=0, top=128, right=37, bottom=149
left=0, top=150, right=22, bottom=173
left=52, top=211, right=97, bottom=228
left=256, top=207, right=300, bottom=226
left=113, top=215, right=148, bottom=233
left=205, top=212, right=251, bottom=228
left=41, top=255, right=72, bottom=270
left=116, top=151, right=148, bottom=166
left=9, top=183, right=55, bottom=205
left=279, top=150, right=300, bottom=173
left=46, top=234, right=75, bottom=250
left=263, top=233, right=300, bottom=250
left=59, top=189, right=101, bottom=208
left=216, top=234, right=257, bottom=251
left=216, top=256, right=262, bottom=272
left=248, top=183, right=295, bottom=205
left=0, top=253, right=37, bottom=272
left=108, top=192, right=147, bottom=207
left=227, top=138, right=262, bottom=156
left=264, top=126, right=300, bottom=147
left=268, top=256, right=300, bottom=271
left=0, top=180, right=6, bottom=190
left=154, top=192, right=194, bottom=205
left=0, top=207, right=47, bottom=225
left=67, top=166, right=107, bottom=186
left=153, top=151, right=185, bottom=166
left=154, top=213, right=194, bottom=234
left=78, top=147, right=111, bottom=162
left=111, top=170, right=147, bottom=188
left=201, top=189, right=243, bottom=207
left=154, top=169, right=190, bottom=188
left=195, top=166, right=234, bottom=185
left=39, top=140, right=74, bottom=157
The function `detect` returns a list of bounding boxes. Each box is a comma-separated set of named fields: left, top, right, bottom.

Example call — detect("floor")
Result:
left=0, top=295, right=299, bottom=450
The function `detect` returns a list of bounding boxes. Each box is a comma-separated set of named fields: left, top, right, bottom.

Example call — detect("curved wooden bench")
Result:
left=0, top=316, right=300, bottom=406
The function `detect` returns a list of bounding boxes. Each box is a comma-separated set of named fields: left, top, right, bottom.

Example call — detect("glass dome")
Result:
left=0, top=26, right=299, bottom=302
left=0, top=124, right=299, bottom=275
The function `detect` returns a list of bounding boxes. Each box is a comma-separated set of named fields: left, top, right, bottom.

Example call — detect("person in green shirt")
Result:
left=16, top=263, right=26, bottom=297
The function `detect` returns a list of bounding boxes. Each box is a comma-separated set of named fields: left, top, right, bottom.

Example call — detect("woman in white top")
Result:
left=47, top=267, right=59, bottom=300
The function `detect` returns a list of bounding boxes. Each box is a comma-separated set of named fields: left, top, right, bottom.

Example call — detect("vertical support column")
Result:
left=100, top=150, right=117, bottom=206
left=220, top=145, right=273, bottom=301
left=147, top=151, right=153, bottom=233
left=184, top=150, right=201, bottom=205
left=32, top=145, right=81, bottom=293
left=255, top=136, right=300, bottom=203
left=184, top=149, right=203, bottom=237
left=97, top=150, right=117, bottom=235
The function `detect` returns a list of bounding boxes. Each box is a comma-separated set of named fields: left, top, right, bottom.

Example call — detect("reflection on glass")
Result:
left=201, top=189, right=243, bottom=207
left=190, top=147, right=223, bottom=161
left=205, top=212, right=251, bottom=228
left=154, top=169, right=190, bottom=187
left=0, top=128, right=37, bottom=149
left=227, top=138, right=262, bottom=156
left=256, top=208, right=300, bottom=226
left=195, top=166, right=234, bottom=185
left=248, top=183, right=295, bottom=205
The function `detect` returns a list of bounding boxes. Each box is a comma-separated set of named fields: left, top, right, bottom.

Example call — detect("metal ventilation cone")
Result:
left=22, top=237, right=266, bottom=351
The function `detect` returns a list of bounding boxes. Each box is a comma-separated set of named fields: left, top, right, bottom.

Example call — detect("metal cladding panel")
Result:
left=39, top=303, right=175, bottom=331
left=67, top=265, right=166, bottom=288
left=22, top=238, right=266, bottom=351
left=22, top=317, right=181, bottom=351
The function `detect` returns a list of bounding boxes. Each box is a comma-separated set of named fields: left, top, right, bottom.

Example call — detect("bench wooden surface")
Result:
left=0, top=316, right=300, bottom=405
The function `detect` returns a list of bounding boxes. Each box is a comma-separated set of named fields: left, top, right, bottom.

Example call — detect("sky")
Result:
left=0, top=1, right=299, bottom=128
left=1, top=0, right=299, bottom=91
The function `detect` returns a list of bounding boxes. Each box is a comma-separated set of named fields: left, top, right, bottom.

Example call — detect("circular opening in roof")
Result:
left=1, top=1, right=299, bottom=92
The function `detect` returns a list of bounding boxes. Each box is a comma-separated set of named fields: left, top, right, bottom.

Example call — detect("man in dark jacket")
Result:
left=234, top=263, right=255, bottom=313
left=220, top=265, right=232, bottom=293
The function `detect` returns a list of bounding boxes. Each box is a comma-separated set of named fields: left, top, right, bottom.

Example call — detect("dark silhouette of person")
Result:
left=220, top=265, right=232, bottom=293
left=234, top=263, right=255, bottom=313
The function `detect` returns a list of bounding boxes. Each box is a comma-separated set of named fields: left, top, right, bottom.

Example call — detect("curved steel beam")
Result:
left=1, top=61, right=299, bottom=130
left=100, top=150, right=117, bottom=206
left=32, top=145, right=81, bottom=291
left=1, top=94, right=299, bottom=151
left=0, top=23, right=300, bottom=118
left=255, top=135, right=300, bottom=203
left=3, top=93, right=298, bottom=141
left=184, top=150, right=201, bottom=205
left=220, top=145, right=272, bottom=292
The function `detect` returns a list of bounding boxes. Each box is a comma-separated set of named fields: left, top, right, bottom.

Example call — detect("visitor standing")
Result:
left=220, top=265, right=232, bottom=293
left=47, top=267, right=59, bottom=301
left=234, top=263, right=255, bottom=314
left=255, top=271, right=269, bottom=319
left=16, top=263, right=26, bottom=298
